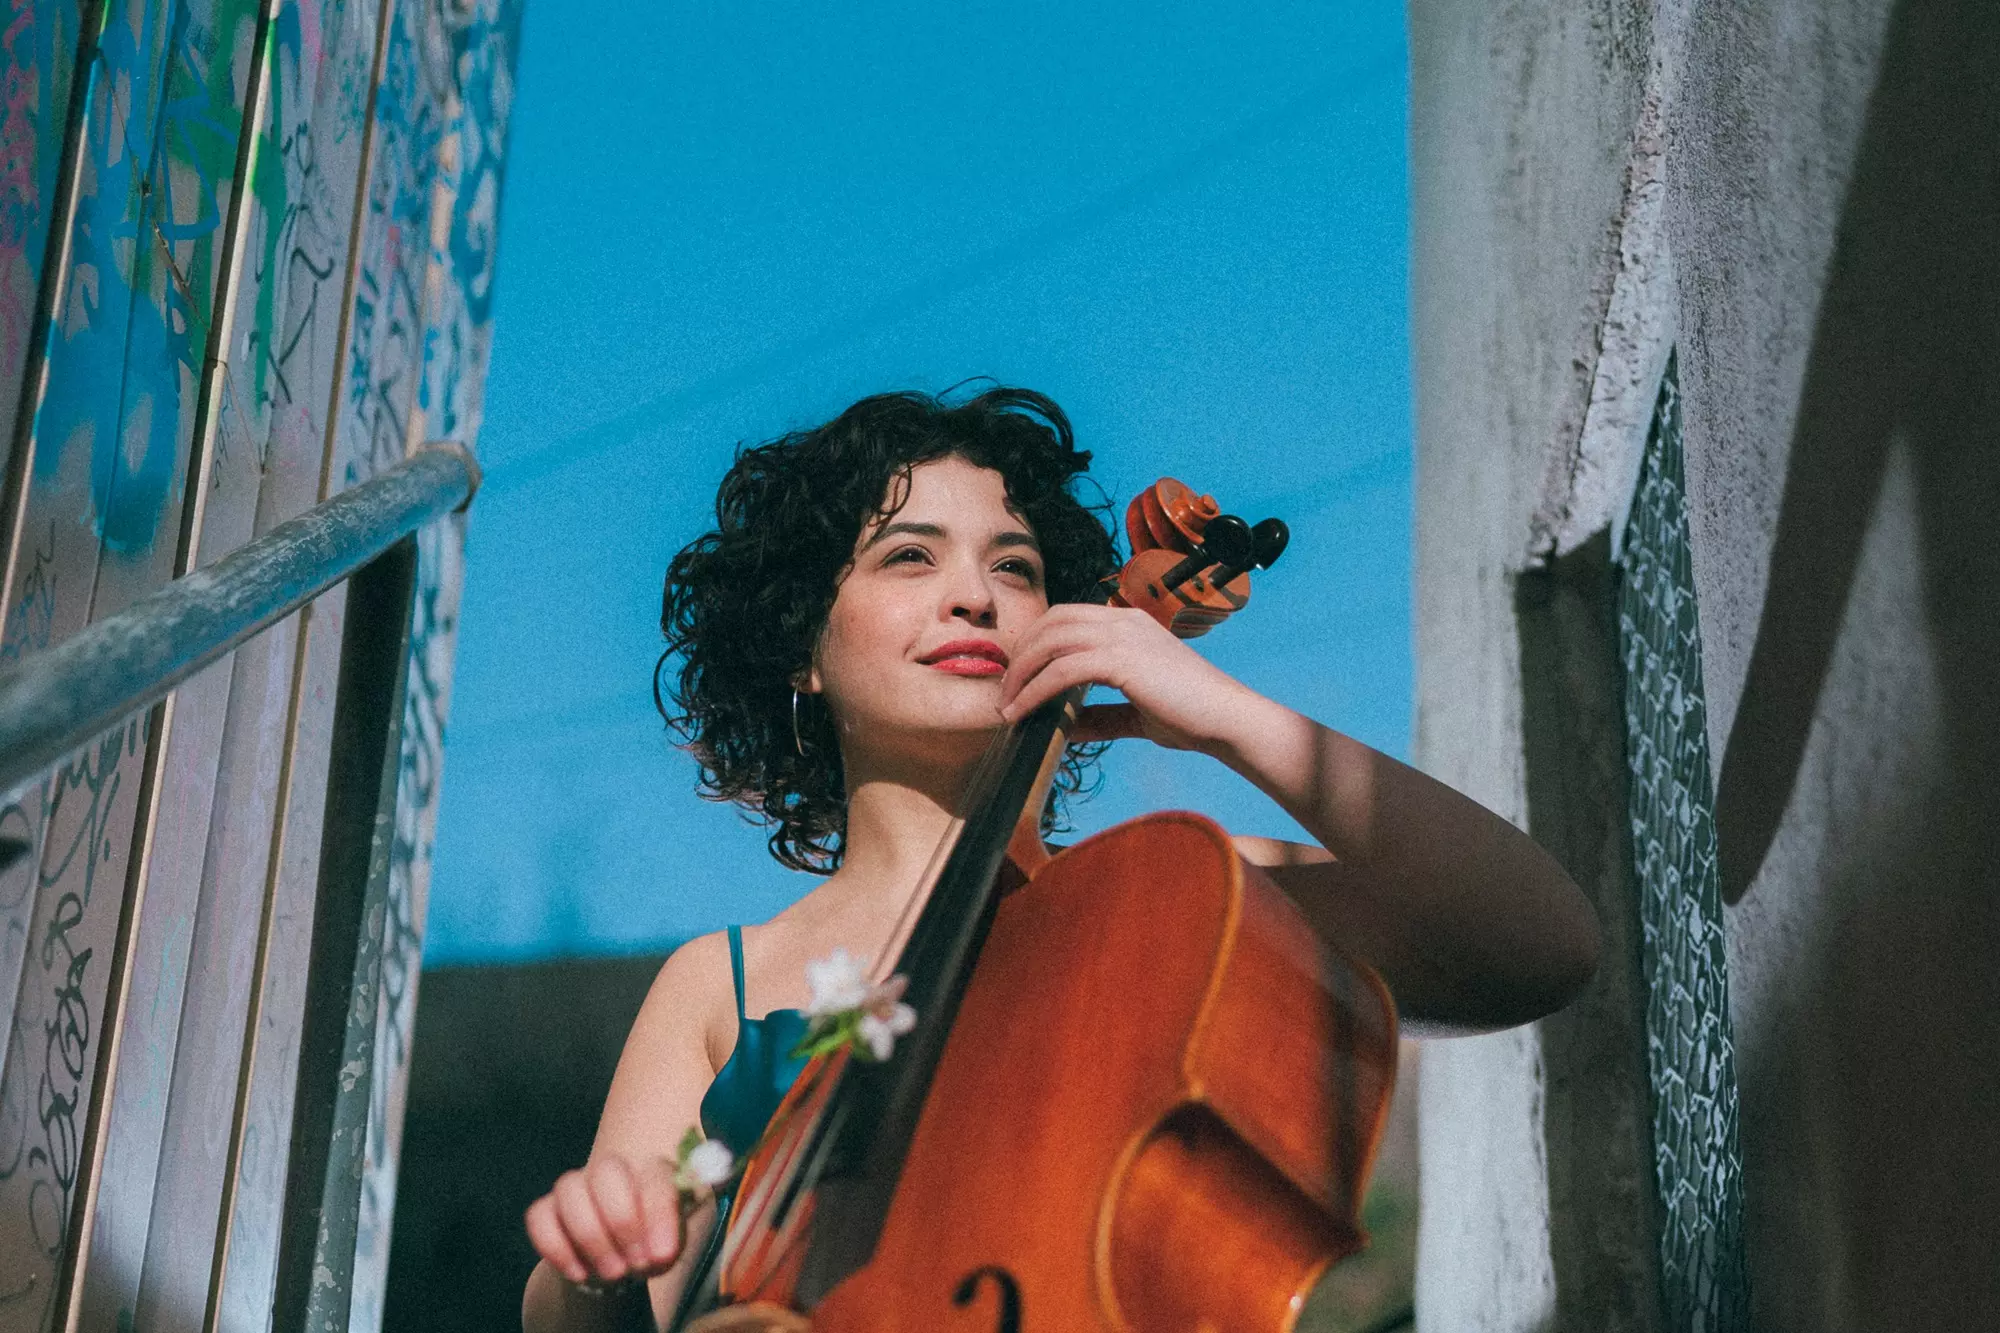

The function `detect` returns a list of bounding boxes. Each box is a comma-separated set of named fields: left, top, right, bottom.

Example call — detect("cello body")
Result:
left=716, top=810, right=1397, bottom=1333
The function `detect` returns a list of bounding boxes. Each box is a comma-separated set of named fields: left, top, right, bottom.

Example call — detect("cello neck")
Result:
left=788, top=684, right=1083, bottom=1307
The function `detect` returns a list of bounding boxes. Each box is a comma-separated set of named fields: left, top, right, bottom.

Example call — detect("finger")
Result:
left=553, top=1170, right=627, bottom=1280
left=525, top=1195, right=589, bottom=1284
left=1023, top=601, right=1104, bottom=631
left=1072, top=702, right=1145, bottom=743
left=586, top=1157, right=651, bottom=1268
left=1004, top=651, right=1110, bottom=722
left=1002, top=619, right=1116, bottom=709
left=998, top=626, right=1067, bottom=709
left=1012, top=605, right=1165, bottom=693
left=1007, top=603, right=1125, bottom=675
left=633, top=1158, right=685, bottom=1268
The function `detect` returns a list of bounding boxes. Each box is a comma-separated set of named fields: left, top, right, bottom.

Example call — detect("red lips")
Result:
left=919, top=638, right=1009, bottom=677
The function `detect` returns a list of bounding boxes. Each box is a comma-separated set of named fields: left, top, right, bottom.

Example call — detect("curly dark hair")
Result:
left=656, top=386, right=1121, bottom=873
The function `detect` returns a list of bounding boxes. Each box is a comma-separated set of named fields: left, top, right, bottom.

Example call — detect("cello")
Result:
left=668, top=479, right=1399, bottom=1333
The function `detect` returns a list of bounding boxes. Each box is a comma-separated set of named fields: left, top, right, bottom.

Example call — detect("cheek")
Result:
left=815, top=588, right=905, bottom=692
left=1005, top=585, right=1051, bottom=629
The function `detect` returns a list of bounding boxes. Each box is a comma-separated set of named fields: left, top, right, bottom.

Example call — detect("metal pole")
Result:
left=0, top=443, right=477, bottom=800
left=269, top=534, right=419, bottom=1333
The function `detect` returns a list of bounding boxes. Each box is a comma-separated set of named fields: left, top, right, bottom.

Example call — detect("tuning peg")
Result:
left=1157, top=515, right=1248, bottom=593
left=1199, top=515, right=1255, bottom=571
left=1191, top=515, right=1289, bottom=591
left=1250, top=517, right=1289, bottom=570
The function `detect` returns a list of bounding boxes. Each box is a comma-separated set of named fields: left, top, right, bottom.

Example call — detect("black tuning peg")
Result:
left=1155, top=512, right=1289, bottom=594
left=1250, top=517, right=1288, bottom=570
left=1195, top=515, right=1291, bottom=590
left=1198, top=514, right=1255, bottom=571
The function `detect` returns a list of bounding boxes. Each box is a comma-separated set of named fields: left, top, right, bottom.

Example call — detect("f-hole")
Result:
left=952, top=1265, right=1022, bottom=1333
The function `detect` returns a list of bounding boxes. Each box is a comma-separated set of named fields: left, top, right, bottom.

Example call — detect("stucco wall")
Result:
left=1670, top=2, right=2000, bottom=1328
left=1408, top=1, right=1662, bottom=1329
left=1410, top=0, right=1999, bottom=1328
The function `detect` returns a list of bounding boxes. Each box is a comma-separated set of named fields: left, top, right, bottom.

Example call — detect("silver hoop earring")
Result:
left=792, top=688, right=806, bottom=756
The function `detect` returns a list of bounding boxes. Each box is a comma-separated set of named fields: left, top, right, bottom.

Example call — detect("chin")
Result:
left=874, top=692, right=1007, bottom=753
left=830, top=673, right=1009, bottom=760
left=918, top=697, right=1009, bottom=740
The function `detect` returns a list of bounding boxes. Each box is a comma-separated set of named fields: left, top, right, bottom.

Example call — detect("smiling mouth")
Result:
left=920, top=640, right=1009, bottom=677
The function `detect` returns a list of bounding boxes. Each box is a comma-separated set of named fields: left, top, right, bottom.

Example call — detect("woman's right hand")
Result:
left=525, top=1154, right=685, bottom=1288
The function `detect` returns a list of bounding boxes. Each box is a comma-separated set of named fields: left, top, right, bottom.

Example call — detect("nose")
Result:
left=941, top=558, right=999, bottom=629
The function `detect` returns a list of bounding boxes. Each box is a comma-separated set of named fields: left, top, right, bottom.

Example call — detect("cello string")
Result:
left=866, top=714, right=1013, bottom=979
left=723, top=572, right=1118, bottom=1301
left=747, top=683, right=1089, bottom=1292
left=724, top=712, right=1019, bottom=1296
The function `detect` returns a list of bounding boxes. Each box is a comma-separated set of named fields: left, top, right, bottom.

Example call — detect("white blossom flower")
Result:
left=857, top=1002, right=917, bottom=1060
left=672, top=1130, right=737, bottom=1206
left=804, top=948, right=870, bottom=1016
left=793, top=957, right=920, bottom=1065
left=683, top=1138, right=735, bottom=1190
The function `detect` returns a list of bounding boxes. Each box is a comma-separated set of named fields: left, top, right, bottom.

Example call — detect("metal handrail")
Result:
left=0, top=443, right=479, bottom=798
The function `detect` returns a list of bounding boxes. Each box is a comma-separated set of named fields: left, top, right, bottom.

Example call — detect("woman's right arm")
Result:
left=523, top=934, right=733, bottom=1333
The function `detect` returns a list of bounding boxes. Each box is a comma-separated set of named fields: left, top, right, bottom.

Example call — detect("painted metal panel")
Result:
left=77, top=1, right=293, bottom=1323
left=329, top=0, right=438, bottom=491
left=210, top=0, right=470, bottom=1322
left=0, top=0, right=518, bottom=1323
left=267, top=3, right=443, bottom=1322
left=89, top=3, right=374, bottom=1329
left=0, top=3, right=268, bottom=1328
left=346, top=5, right=518, bottom=1326
left=0, top=0, right=95, bottom=1155
left=0, top=0, right=90, bottom=465
left=200, top=4, right=394, bottom=1328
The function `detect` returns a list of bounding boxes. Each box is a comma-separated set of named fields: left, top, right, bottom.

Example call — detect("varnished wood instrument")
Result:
left=670, top=481, right=1397, bottom=1333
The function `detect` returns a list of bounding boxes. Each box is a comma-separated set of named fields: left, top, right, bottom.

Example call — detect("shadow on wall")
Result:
left=1515, top=534, right=1666, bottom=1333
left=1709, top=0, right=1999, bottom=1327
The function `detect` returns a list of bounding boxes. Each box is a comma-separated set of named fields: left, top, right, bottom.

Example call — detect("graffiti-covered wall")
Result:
left=0, top=1, right=521, bottom=1329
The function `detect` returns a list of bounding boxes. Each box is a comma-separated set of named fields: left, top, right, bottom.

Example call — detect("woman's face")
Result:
left=806, top=454, right=1050, bottom=772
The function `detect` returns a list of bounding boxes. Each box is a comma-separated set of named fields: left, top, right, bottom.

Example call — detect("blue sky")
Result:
left=427, top=1, right=1412, bottom=963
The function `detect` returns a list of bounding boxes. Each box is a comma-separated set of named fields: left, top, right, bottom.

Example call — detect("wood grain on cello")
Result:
left=673, top=481, right=1395, bottom=1333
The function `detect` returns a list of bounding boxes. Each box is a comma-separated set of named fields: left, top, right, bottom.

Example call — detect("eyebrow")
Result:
left=861, top=521, right=1042, bottom=553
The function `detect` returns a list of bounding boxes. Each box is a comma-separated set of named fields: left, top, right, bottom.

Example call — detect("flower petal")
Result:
left=804, top=948, right=869, bottom=1016
left=857, top=1013, right=897, bottom=1060
left=687, top=1139, right=735, bottom=1188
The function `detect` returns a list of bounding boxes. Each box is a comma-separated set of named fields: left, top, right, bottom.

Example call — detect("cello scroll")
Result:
left=1108, top=478, right=1289, bottom=637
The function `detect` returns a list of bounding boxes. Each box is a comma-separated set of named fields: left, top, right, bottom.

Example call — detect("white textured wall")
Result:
left=1408, top=1, right=1660, bottom=1329
left=1410, top=0, right=2000, bottom=1328
left=1669, top=2, right=2000, bottom=1328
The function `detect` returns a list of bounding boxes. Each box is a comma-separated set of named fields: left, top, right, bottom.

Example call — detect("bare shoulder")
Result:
left=593, top=931, right=736, bottom=1159
left=636, top=930, right=738, bottom=1072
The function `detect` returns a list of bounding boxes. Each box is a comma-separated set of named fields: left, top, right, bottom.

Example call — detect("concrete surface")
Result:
left=1410, top=0, right=1999, bottom=1328
left=1408, top=1, right=1663, bottom=1329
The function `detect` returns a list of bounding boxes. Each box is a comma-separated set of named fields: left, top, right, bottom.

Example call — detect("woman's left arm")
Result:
left=1000, top=604, right=1601, bottom=1034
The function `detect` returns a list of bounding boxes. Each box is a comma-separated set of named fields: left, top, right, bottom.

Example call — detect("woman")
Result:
left=521, top=387, right=1600, bottom=1331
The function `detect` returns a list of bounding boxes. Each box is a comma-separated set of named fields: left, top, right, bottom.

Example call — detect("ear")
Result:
left=793, top=664, right=823, bottom=695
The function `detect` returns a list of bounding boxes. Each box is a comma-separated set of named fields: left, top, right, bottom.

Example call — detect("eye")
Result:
left=994, top=556, right=1043, bottom=586
left=883, top=544, right=933, bottom=567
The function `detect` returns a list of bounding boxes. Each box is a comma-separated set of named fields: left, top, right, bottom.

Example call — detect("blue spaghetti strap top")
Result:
left=698, top=926, right=810, bottom=1157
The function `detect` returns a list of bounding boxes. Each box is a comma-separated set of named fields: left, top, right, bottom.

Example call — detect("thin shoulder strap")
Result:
left=726, top=924, right=747, bottom=1022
